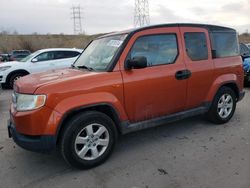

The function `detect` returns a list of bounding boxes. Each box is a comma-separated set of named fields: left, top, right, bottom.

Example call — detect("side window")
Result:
left=63, top=51, right=80, bottom=58
left=129, top=34, right=178, bottom=66
left=240, top=44, right=250, bottom=56
left=184, top=32, right=208, bottom=61
left=53, top=51, right=66, bottom=60
left=53, top=51, right=80, bottom=60
left=35, top=52, right=54, bottom=62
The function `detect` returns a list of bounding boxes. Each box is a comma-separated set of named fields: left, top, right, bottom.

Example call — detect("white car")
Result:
left=0, top=48, right=83, bottom=88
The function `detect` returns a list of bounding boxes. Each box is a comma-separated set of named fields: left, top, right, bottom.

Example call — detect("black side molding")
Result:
left=120, top=103, right=211, bottom=134
left=238, top=91, right=245, bottom=102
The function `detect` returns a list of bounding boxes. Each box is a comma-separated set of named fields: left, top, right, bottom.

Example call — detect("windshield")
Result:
left=19, top=50, right=42, bottom=62
left=73, top=34, right=127, bottom=71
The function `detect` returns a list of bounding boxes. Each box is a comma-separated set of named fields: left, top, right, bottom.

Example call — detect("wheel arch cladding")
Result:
left=55, top=104, right=122, bottom=144
left=205, top=74, right=240, bottom=102
left=7, top=69, right=30, bottom=82
left=220, top=83, right=239, bottom=100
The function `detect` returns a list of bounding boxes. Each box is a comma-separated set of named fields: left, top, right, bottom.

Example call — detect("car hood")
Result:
left=15, top=68, right=99, bottom=94
left=0, top=61, right=22, bottom=67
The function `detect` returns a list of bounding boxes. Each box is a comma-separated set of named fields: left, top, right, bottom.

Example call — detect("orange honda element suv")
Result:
left=8, top=24, right=244, bottom=169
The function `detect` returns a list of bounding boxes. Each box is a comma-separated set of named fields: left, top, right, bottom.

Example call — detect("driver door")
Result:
left=120, top=27, right=188, bottom=123
left=29, top=51, right=55, bottom=73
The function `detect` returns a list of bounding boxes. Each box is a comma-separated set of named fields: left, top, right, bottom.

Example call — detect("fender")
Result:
left=52, top=92, right=127, bottom=119
left=44, top=92, right=128, bottom=135
left=205, top=73, right=240, bottom=102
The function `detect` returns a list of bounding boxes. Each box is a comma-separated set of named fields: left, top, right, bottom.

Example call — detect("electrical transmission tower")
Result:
left=71, top=5, right=84, bottom=34
left=134, top=0, right=150, bottom=28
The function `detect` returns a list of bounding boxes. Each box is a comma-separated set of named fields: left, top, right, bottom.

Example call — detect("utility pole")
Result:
left=134, top=0, right=150, bottom=28
left=71, top=5, right=84, bottom=34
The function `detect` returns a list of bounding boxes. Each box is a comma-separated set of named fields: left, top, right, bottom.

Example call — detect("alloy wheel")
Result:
left=217, top=94, right=233, bottom=119
left=74, top=123, right=110, bottom=160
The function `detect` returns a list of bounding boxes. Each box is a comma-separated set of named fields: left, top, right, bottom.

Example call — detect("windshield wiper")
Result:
left=77, top=65, right=94, bottom=71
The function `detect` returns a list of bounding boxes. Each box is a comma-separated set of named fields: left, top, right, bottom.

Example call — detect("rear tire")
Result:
left=60, top=111, right=118, bottom=169
left=206, top=86, right=236, bottom=124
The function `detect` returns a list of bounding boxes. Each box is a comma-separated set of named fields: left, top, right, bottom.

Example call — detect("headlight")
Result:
left=0, top=66, right=11, bottom=71
left=13, top=93, right=46, bottom=111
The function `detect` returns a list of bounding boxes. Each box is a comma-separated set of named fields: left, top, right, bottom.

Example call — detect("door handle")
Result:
left=175, top=69, right=191, bottom=80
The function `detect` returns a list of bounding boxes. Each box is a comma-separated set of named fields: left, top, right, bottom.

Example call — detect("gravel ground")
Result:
left=0, top=89, right=250, bottom=188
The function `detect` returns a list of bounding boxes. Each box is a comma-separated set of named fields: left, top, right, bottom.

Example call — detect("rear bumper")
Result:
left=238, top=91, right=245, bottom=102
left=7, top=120, right=56, bottom=153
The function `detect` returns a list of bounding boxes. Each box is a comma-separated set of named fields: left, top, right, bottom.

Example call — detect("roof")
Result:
left=99, top=23, right=236, bottom=38
left=38, top=48, right=83, bottom=53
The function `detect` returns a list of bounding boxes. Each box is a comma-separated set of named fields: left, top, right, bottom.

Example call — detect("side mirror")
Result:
left=125, top=56, right=147, bottom=70
left=32, top=58, right=38, bottom=62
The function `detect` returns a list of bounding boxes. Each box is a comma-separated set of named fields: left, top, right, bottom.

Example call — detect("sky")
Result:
left=0, top=0, right=249, bottom=35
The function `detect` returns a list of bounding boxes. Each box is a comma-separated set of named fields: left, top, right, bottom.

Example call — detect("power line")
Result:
left=134, top=0, right=150, bottom=28
left=71, top=5, right=84, bottom=34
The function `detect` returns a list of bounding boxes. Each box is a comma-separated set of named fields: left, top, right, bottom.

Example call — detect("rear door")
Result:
left=179, top=27, right=214, bottom=109
left=120, top=27, right=188, bottom=123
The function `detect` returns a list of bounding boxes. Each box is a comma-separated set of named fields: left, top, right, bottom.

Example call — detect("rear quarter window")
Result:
left=211, top=32, right=239, bottom=58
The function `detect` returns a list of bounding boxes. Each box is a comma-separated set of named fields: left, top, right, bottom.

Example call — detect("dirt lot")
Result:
left=0, top=88, right=250, bottom=188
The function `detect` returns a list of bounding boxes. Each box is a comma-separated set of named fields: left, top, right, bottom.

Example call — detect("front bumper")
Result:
left=7, top=120, right=56, bottom=152
left=0, top=74, right=6, bottom=83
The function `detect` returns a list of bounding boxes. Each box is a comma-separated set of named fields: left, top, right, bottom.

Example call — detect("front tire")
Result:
left=1, top=83, right=9, bottom=89
left=60, top=111, right=118, bottom=169
left=9, top=73, right=26, bottom=89
left=206, top=86, right=236, bottom=124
